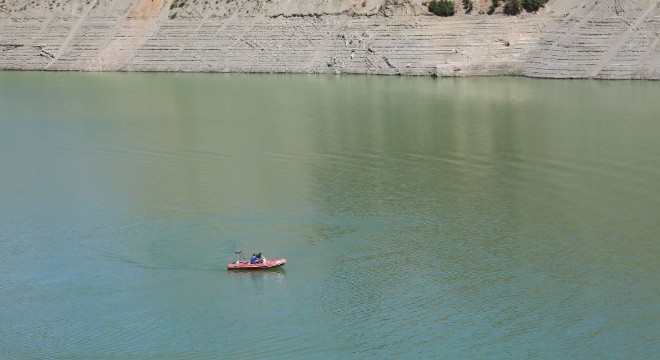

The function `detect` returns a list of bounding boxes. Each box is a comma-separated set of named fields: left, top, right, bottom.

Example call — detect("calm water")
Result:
left=1, top=72, right=659, bottom=359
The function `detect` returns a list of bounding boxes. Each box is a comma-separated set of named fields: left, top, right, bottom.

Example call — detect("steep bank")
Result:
left=1, top=0, right=658, bottom=79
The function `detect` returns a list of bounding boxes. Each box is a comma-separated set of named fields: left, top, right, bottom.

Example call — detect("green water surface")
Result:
left=0, top=72, right=659, bottom=358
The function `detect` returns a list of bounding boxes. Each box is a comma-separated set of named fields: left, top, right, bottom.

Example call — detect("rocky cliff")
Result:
left=1, top=0, right=658, bottom=79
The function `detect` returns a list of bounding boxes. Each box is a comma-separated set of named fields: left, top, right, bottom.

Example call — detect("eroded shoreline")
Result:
left=1, top=0, right=658, bottom=79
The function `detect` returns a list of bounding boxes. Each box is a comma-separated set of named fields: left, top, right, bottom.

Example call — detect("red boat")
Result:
left=227, top=258, right=286, bottom=270
left=227, top=251, right=286, bottom=270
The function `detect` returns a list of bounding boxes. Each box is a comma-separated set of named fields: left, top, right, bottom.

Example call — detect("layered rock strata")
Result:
left=0, top=0, right=658, bottom=79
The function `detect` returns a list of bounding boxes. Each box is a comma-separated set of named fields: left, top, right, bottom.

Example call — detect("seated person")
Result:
left=250, top=253, right=258, bottom=264
left=256, top=253, right=266, bottom=264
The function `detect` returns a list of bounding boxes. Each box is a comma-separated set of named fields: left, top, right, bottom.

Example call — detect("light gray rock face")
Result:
left=0, top=0, right=658, bottom=79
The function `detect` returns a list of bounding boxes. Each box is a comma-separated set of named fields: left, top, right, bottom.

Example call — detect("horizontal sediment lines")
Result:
left=0, top=0, right=658, bottom=79
left=521, top=0, right=660, bottom=79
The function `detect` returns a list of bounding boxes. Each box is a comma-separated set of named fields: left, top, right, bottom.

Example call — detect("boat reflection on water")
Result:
left=227, top=267, right=286, bottom=284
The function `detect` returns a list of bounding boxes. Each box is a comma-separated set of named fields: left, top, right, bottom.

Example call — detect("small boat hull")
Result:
left=227, top=258, right=286, bottom=270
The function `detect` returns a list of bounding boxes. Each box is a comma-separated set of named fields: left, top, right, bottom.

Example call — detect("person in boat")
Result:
left=256, top=252, right=266, bottom=264
left=250, top=253, right=258, bottom=264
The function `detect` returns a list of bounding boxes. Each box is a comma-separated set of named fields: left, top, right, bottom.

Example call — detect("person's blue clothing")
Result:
left=250, top=255, right=257, bottom=264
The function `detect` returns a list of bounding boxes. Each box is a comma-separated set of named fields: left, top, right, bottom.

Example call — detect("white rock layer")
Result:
left=0, top=0, right=658, bottom=79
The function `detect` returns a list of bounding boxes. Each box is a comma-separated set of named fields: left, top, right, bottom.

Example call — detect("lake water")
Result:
left=1, top=72, right=659, bottom=358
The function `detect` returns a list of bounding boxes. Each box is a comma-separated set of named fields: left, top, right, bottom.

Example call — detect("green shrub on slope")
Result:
left=428, top=0, right=456, bottom=17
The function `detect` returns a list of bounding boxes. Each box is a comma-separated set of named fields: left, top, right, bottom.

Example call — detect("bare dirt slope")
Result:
left=0, top=0, right=658, bottom=79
